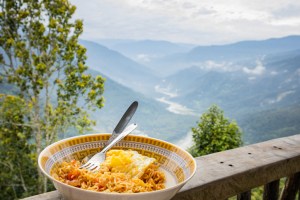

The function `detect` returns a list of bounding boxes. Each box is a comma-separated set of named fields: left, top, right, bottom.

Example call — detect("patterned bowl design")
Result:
left=39, top=134, right=196, bottom=200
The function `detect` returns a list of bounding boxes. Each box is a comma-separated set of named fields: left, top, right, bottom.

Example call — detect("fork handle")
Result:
left=101, top=123, right=137, bottom=153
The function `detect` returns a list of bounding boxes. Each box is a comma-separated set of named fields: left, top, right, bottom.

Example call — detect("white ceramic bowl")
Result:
left=38, top=134, right=196, bottom=200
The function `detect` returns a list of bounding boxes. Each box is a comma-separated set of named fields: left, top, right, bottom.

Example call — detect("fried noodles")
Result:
left=51, top=150, right=166, bottom=193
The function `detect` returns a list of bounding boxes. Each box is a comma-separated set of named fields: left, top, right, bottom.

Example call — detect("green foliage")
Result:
left=189, top=104, right=242, bottom=157
left=0, top=0, right=105, bottom=196
left=0, top=95, right=37, bottom=200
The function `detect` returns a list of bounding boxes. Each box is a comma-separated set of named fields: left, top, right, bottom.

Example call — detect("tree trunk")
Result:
left=33, top=97, right=45, bottom=193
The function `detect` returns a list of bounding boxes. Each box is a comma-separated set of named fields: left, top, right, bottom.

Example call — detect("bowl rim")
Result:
left=38, top=133, right=197, bottom=196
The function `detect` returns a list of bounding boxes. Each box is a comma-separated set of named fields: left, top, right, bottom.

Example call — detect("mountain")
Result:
left=97, top=39, right=195, bottom=64
left=239, top=103, right=300, bottom=145
left=0, top=69, right=195, bottom=144
left=96, top=39, right=195, bottom=76
left=82, top=36, right=300, bottom=145
left=152, top=35, right=300, bottom=76
left=79, top=40, right=159, bottom=96
left=187, top=35, right=300, bottom=61
left=85, top=70, right=196, bottom=143
left=95, top=39, right=136, bottom=48
left=162, top=49, right=300, bottom=109
left=155, top=49, right=300, bottom=143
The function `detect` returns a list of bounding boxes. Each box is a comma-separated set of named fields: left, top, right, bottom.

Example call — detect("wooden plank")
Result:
left=21, top=191, right=62, bottom=200
left=22, top=134, right=300, bottom=200
left=172, top=134, right=300, bottom=200
left=263, top=179, right=280, bottom=200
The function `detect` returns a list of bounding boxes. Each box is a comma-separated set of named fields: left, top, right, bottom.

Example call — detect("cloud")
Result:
left=70, top=0, right=300, bottom=44
left=155, top=85, right=178, bottom=98
left=201, top=60, right=238, bottom=71
left=243, top=60, right=266, bottom=75
left=272, top=3, right=300, bottom=18
left=267, top=90, right=295, bottom=104
left=191, top=60, right=269, bottom=75
left=136, top=54, right=151, bottom=62
left=296, top=69, right=300, bottom=76
left=270, top=71, right=278, bottom=75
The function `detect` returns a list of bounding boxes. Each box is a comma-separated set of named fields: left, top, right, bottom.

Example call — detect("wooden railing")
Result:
left=23, top=134, right=300, bottom=200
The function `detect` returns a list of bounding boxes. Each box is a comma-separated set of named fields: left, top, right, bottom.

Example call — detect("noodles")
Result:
left=51, top=150, right=166, bottom=193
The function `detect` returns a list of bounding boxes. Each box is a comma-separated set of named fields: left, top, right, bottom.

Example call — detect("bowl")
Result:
left=38, top=134, right=196, bottom=200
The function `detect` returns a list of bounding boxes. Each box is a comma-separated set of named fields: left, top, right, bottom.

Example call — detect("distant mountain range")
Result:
left=83, top=35, right=300, bottom=146
left=161, top=49, right=300, bottom=111
left=96, top=39, right=195, bottom=65
left=188, top=35, right=300, bottom=61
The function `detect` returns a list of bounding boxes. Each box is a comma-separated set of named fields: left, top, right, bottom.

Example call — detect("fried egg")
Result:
left=104, top=150, right=155, bottom=178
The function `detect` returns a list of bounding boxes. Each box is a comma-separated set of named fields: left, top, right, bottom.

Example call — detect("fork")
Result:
left=80, top=123, right=138, bottom=171
left=106, top=101, right=138, bottom=145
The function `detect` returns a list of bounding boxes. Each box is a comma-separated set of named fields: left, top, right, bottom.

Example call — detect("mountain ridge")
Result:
left=79, top=39, right=159, bottom=95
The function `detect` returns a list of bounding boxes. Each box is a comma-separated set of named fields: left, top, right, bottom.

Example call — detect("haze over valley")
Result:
left=80, top=35, right=300, bottom=147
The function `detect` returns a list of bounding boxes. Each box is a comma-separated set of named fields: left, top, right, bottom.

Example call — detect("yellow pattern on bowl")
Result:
left=39, top=134, right=196, bottom=200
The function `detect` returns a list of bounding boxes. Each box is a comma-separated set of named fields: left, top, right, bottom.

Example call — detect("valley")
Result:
left=81, top=35, right=300, bottom=148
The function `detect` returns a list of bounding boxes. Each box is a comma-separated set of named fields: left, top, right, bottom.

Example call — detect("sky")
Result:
left=70, top=0, right=300, bottom=45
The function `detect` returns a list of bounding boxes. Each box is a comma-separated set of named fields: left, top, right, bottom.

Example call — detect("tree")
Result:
left=0, top=0, right=105, bottom=194
left=188, top=104, right=242, bottom=157
left=0, top=95, right=37, bottom=199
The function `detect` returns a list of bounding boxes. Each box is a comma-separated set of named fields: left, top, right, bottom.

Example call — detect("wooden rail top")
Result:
left=23, top=134, right=300, bottom=200
left=173, top=134, right=300, bottom=199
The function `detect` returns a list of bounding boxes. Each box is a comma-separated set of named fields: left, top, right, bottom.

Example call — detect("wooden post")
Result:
left=237, top=191, right=251, bottom=200
left=281, top=172, right=300, bottom=200
left=263, top=179, right=280, bottom=200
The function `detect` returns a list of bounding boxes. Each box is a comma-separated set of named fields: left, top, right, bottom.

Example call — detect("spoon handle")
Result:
left=107, top=101, right=138, bottom=145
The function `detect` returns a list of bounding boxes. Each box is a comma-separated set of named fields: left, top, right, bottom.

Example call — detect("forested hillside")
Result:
left=239, top=104, right=300, bottom=144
